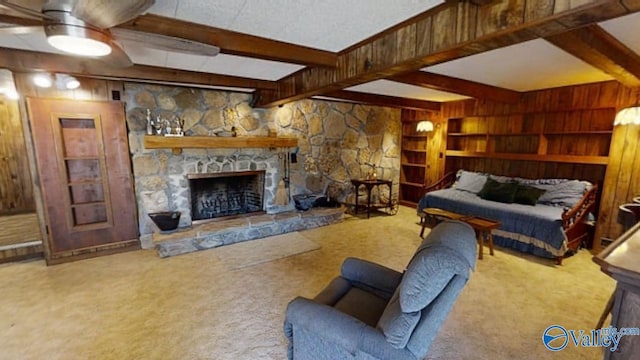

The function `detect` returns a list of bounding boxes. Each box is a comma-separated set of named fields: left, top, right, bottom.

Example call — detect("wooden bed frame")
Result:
left=422, top=171, right=599, bottom=265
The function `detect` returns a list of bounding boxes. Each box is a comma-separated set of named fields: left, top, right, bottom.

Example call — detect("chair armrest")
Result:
left=284, top=297, right=414, bottom=360
left=341, top=257, right=403, bottom=296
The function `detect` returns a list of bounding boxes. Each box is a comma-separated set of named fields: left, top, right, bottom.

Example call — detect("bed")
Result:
left=417, top=170, right=598, bottom=264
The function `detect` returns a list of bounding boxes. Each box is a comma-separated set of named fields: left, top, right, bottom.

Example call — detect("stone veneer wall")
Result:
left=124, top=83, right=401, bottom=245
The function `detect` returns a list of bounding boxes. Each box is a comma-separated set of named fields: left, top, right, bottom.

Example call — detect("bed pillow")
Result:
left=514, top=184, right=546, bottom=206
left=454, top=170, right=487, bottom=194
left=478, top=178, right=518, bottom=203
left=537, top=180, right=590, bottom=207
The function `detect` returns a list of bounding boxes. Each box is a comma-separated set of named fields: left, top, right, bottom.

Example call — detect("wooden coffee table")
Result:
left=420, top=208, right=500, bottom=260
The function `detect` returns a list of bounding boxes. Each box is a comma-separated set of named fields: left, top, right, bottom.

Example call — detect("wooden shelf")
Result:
left=445, top=150, right=609, bottom=165
left=144, top=135, right=298, bottom=153
left=543, top=130, right=613, bottom=135
left=400, top=181, right=424, bottom=187
left=401, top=162, right=426, bottom=168
left=402, top=134, right=429, bottom=139
left=447, top=132, right=487, bottom=137
left=490, top=132, right=540, bottom=136
left=401, top=148, right=427, bottom=153
left=446, top=112, right=613, bottom=167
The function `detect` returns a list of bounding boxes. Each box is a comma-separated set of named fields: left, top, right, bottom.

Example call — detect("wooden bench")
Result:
left=420, top=208, right=500, bottom=260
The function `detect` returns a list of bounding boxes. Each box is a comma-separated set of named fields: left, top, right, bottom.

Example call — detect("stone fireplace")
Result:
left=188, top=170, right=265, bottom=222
left=124, top=84, right=402, bottom=251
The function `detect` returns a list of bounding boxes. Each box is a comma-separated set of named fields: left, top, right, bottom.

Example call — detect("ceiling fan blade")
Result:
left=0, top=25, right=41, bottom=35
left=72, top=0, right=155, bottom=29
left=111, top=28, right=220, bottom=57
left=0, top=0, right=54, bottom=20
left=100, top=40, right=133, bottom=68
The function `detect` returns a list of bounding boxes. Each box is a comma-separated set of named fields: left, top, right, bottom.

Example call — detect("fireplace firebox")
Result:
left=188, top=170, right=265, bottom=222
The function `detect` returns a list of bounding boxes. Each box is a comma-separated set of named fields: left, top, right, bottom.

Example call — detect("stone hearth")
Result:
left=153, top=206, right=345, bottom=257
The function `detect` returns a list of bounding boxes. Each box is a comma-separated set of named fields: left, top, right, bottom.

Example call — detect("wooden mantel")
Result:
left=143, top=135, right=298, bottom=154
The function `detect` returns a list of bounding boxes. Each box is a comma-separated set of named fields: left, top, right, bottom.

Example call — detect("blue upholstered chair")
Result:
left=284, top=220, right=477, bottom=360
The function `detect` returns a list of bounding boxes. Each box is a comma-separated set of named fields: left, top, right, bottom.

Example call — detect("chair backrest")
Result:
left=376, top=221, right=477, bottom=358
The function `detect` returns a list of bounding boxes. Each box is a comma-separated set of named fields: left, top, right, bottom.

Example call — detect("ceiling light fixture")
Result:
left=33, top=73, right=53, bottom=88
left=614, top=90, right=640, bottom=126
left=46, top=24, right=112, bottom=57
left=56, top=74, right=80, bottom=89
left=416, top=120, right=434, bottom=132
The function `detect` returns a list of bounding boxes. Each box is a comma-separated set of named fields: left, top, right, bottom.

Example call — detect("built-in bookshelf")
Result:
left=399, top=122, right=428, bottom=207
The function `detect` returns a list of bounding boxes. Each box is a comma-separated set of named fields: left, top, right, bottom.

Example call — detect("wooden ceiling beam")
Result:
left=323, top=90, right=441, bottom=111
left=0, top=47, right=277, bottom=90
left=255, top=0, right=636, bottom=107
left=118, top=14, right=337, bottom=68
left=545, top=24, right=640, bottom=87
left=389, top=71, right=521, bottom=103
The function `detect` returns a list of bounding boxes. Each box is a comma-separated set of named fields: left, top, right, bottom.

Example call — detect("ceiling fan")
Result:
left=0, top=0, right=220, bottom=67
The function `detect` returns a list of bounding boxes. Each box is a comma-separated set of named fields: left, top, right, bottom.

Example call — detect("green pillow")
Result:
left=478, top=178, right=518, bottom=203
left=514, top=184, right=546, bottom=206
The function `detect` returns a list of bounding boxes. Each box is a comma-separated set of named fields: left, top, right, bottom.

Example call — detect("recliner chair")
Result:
left=284, top=220, right=477, bottom=360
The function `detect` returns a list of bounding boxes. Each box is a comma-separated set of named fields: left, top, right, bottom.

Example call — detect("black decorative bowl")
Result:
left=148, top=211, right=181, bottom=231
left=293, top=194, right=322, bottom=211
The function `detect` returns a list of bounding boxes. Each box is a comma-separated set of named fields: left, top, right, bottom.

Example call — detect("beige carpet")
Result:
left=214, top=232, right=320, bottom=270
left=0, top=206, right=615, bottom=360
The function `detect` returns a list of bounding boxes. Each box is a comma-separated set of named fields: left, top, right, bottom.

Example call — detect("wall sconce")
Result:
left=33, top=73, right=53, bottom=88
left=614, top=107, right=640, bottom=126
left=57, top=74, right=80, bottom=89
left=615, top=90, right=640, bottom=126
left=33, top=73, right=80, bottom=90
left=416, top=120, right=434, bottom=132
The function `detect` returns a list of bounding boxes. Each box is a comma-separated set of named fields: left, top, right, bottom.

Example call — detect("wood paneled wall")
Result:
left=403, top=81, right=640, bottom=253
left=595, top=86, right=640, bottom=249
left=0, top=96, right=34, bottom=214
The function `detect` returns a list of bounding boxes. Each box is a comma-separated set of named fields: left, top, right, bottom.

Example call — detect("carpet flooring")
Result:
left=214, top=231, right=320, bottom=270
left=0, top=206, right=615, bottom=359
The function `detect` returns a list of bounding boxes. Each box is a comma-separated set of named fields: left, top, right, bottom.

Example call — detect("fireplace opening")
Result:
left=188, top=170, right=265, bottom=222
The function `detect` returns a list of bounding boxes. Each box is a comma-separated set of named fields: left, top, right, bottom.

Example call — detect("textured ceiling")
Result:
left=147, top=0, right=444, bottom=52
left=424, top=39, right=615, bottom=92
left=0, top=1, right=639, bottom=103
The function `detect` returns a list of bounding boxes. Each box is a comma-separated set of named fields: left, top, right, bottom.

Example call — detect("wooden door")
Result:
left=27, top=98, right=139, bottom=264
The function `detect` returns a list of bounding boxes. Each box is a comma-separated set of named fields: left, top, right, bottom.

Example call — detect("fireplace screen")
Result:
left=188, top=171, right=265, bottom=221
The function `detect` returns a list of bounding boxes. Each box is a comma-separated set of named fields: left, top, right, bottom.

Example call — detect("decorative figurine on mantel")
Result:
left=145, top=110, right=184, bottom=136
left=146, top=109, right=154, bottom=135
left=152, top=115, right=164, bottom=135
left=152, top=115, right=184, bottom=137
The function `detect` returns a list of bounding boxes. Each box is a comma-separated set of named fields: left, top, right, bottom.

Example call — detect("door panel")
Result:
left=53, top=114, right=113, bottom=232
left=27, top=98, right=138, bottom=262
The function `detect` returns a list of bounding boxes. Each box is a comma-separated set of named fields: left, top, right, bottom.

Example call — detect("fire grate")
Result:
left=188, top=171, right=265, bottom=221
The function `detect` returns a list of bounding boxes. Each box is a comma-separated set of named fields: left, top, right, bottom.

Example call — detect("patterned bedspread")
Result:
left=418, top=189, right=568, bottom=257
